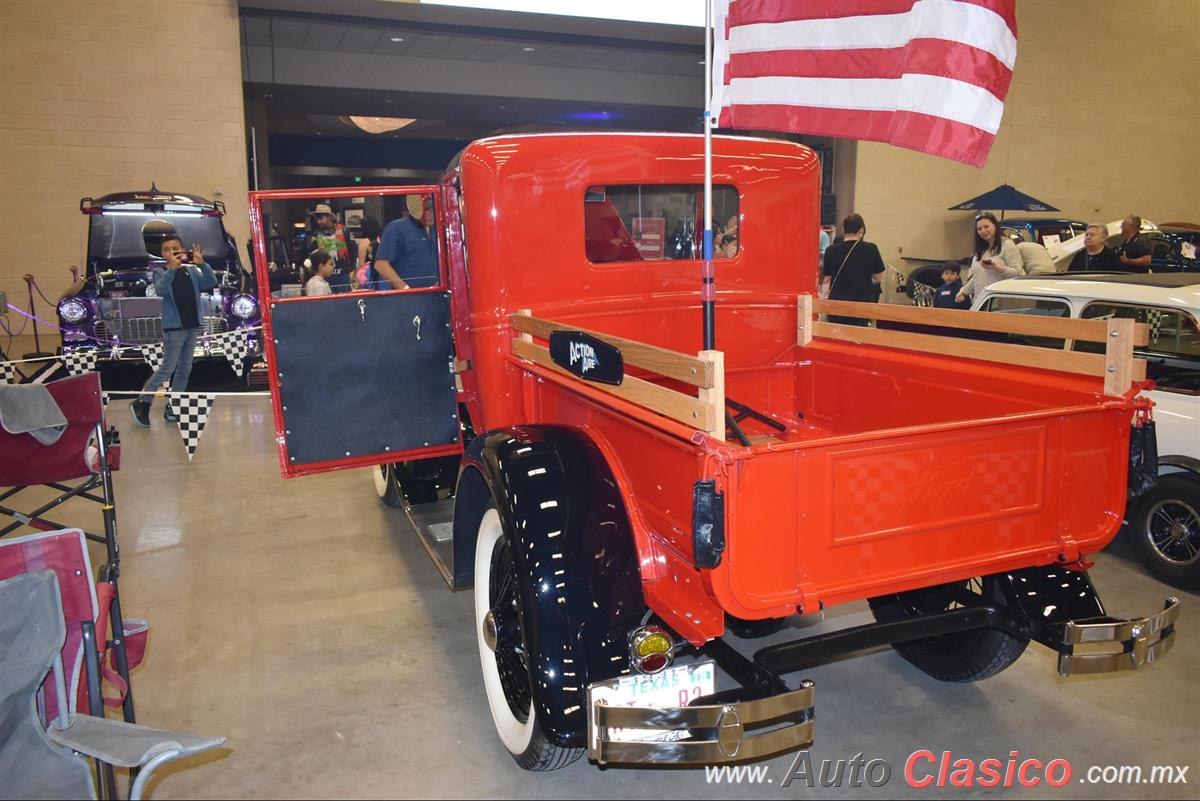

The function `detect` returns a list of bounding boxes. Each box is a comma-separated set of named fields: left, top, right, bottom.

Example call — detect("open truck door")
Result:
left=249, top=186, right=462, bottom=479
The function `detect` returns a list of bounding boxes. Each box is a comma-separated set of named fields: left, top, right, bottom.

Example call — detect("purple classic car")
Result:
left=58, top=187, right=261, bottom=366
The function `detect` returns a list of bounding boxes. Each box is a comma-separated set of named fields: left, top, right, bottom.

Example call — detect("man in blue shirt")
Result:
left=372, top=194, right=438, bottom=289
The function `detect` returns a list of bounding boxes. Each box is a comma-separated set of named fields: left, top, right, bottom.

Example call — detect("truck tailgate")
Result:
left=709, top=404, right=1134, bottom=618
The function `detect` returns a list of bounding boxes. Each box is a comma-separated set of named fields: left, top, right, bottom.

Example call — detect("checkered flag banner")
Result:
left=1144, top=309, right=1164, bottom=344
left=211, top=330, right=252, bottom=377
left=1, top=361, right=20, bottom=384
left=62, top=349, right=98, bottom=376
left=169, top=393, right=216, bottom=462
left=141, top=343, right=164, bottom=373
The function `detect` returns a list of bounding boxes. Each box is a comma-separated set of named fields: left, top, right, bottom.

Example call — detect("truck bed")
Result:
left=705, top=337, right=1136, bottom=619
left=506, top=300, right=1147, bottom=641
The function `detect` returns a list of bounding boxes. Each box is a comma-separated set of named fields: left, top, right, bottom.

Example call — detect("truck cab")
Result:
left=250, top=133, right=1179, bottom=771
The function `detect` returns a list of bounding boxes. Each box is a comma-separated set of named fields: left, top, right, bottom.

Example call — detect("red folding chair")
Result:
left=0, top=532, right=220, bottom=800
left=0, top=372, right=138, bottom=724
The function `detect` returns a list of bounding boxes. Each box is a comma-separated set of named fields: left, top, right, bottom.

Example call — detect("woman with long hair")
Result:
left=956, top=212, right=1023, bottom=303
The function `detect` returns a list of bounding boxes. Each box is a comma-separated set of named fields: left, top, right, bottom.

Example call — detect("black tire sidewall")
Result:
left=1129, top=473, right=1200, bottom=588
left=869, top=577, right=1029, bottom=682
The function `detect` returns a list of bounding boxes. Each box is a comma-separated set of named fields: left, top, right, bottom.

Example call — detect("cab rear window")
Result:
left=584, top=184, right=738, bottom=264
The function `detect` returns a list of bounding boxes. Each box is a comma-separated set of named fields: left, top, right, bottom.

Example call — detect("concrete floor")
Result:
left=18, top=396, right=1198, bottom=799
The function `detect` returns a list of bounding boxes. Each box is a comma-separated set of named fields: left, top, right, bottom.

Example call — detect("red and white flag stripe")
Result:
left=709, top=0, right=1018, bottom=167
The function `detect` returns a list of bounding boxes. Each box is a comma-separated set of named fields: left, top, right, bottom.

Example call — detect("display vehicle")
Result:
left=249, top=134, right=1179, bottom=770
left=60, top=187, right=261, bottom=364
left=975, top=273, right=1200, bottom=587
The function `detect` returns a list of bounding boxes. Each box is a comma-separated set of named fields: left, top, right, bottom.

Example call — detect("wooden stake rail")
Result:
left=816, top=299, right=1150, bottom=346
left=511, top=311, right=725, bottom=437
left=802, top=296, right=1148, bottom=397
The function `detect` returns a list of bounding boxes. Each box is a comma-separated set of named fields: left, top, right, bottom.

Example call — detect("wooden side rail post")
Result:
left=510, top=311, right=724, bottom=436
left=798, top=295, right=1149, bottom=397
left=1104, top=317, right=1136, bottom=397
left=797, top=294, right=813, bottom=347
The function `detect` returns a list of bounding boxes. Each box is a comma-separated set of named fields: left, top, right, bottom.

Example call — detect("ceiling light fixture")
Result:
left=390, top=36, right=405, bottom=42
left=522, top=46, right=536, bottom=52
left=341, top=115, right=417, bottom=134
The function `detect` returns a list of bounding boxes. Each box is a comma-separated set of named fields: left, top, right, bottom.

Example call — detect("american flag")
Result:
left=709, top=0, right=1018, bottom=167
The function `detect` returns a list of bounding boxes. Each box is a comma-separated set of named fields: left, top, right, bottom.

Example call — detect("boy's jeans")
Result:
left=138, top=328, right=200, bottom=404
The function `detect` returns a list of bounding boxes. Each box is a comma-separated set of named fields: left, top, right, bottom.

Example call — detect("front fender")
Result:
left=455, top=426, right=644, bottom=748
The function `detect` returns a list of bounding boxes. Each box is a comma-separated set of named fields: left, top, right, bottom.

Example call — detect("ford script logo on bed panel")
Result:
left=548, top=331, right=624, bottom=386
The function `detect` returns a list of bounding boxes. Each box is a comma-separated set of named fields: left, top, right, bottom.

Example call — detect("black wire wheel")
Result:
left=868, top=576, right=1028, bottom=682
left=474, top=506, right=582, bottom=770
left=1129, top=475, right=1200, bottom=589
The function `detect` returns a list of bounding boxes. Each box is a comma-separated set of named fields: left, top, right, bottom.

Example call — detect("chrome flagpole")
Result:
left=702, top=0, right=715, bottom=350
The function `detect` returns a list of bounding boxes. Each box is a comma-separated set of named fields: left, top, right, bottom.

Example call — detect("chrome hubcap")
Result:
left=483, top=610, right=498, bottom=652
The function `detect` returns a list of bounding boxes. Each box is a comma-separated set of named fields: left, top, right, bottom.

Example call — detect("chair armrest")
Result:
left=49, top=715, right=224, bottom=769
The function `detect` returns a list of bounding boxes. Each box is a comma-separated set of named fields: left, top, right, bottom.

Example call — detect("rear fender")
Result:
left=454, top=426, right=644, bottom=747
left=994, top=565, right=1106, bottom=642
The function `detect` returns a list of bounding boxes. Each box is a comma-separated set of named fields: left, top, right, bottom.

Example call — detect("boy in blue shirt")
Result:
left=129, top=237, right=216, bottom=426
left=933, top=262, right=972, bottom=310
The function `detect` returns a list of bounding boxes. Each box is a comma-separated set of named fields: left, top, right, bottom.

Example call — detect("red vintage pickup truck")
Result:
left=250, top=133, right=1179, bottom=771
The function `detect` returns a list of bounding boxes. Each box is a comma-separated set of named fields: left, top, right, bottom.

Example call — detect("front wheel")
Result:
left=868, top=577, right=1028, bottom=682
left=372, top=464, right=403, bottom=508
left=474, top=507, right=582, bottom=771
left=1129, top=474, right=1200, bottom=589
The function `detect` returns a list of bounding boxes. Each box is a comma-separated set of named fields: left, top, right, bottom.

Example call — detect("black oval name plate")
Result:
left=548, top=330, right=624, bottom=386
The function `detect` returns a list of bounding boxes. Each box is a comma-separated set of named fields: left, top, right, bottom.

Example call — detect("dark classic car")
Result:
left=998, top=217, right=1089, bottom=247
left=58, top=187, right=261, bottom=363
left=1135, top=225, right=1200, bottom=272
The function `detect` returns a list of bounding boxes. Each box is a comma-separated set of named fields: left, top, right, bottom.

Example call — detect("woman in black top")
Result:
left=820, top=213, right=886, bottom=326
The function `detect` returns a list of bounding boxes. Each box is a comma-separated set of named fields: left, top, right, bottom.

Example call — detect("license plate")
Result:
left=590, top=660, right=716, bottom=742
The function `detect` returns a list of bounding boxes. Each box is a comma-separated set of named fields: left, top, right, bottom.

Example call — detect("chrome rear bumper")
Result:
left=587, top=681, right=814, bottom=766
left=1056, top=597, right=1180, bottom=676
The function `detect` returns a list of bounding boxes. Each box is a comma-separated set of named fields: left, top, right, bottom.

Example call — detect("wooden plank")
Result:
left=1104, top=317, right=1136, bottom=396
left=515, top=308, right=533, bottom=345
left=511, top=338, right=716, bottom=432
left=797, top=294, right=813, bottom=346
left=511, top=314, right=714, bottom=388
left=698, top=350, right=725, bottom=439
left=816, top=299, right=1149, bottom=346
left=812, top=321, right=1146, bottom=386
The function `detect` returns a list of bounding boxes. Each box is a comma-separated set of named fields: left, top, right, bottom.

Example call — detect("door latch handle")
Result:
left=358, top=299, right=366, bottom=323
left=412, top=315, right=422, bottom=340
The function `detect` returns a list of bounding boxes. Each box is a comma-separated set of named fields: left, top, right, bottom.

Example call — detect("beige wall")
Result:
left=851, top=0, right=1200, bottom=300
left=0, top=0, right=248, bottom=354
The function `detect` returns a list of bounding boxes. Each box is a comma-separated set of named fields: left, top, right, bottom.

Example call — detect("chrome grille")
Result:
left=120, top=316, right=163, bottom=344
left=202, top=316, right=226, bottom=336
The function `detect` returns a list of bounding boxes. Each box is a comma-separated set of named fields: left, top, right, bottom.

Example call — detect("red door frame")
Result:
left=248, top=185, right=464, bottom=478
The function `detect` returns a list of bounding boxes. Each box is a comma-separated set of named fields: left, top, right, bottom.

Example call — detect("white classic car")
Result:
left=974, top=272, right=1200, bottom=588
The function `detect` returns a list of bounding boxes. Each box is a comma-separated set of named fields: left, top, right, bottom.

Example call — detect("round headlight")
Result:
left=58, top=297, right=88, bottom=324
left=230, top=294, right=257, bottom=320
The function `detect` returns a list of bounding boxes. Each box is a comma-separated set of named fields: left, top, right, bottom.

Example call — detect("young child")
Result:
left=933, top=262, right=972, bottom=309
left=305, top=252, right=334, bottom=296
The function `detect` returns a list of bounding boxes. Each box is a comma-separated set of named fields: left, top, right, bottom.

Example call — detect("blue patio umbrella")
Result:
left=948, top=184, right=1060, bottom=219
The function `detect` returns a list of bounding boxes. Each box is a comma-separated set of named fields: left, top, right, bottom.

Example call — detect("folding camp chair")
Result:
left=0, top=569, right=223, bottom=800
left=0, top=372, right=139, bottom=724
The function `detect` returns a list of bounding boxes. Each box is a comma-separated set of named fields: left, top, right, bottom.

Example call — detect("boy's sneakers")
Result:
left=129, top=400, right=150, bottom=428
left=163, top=406, right=180, bottom=423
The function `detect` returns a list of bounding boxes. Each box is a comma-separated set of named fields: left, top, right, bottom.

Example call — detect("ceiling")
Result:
left=240, top=16, right=704, bottom=76
left=240, top=1, right=707, bottom=151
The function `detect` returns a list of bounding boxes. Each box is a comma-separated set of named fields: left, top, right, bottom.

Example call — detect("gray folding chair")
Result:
left=0, top=571, right=224, bottom=800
